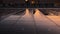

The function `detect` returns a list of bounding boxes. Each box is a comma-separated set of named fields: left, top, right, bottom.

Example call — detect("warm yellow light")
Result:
left=35, top=9, right=40, bottom=16
left=25, top=0, right=28, bottom=2
left=31, top=1, right=35, bottom=4
left=34, top=9, right=41, bottom=19
left=25, top=9, right=30, bottom=15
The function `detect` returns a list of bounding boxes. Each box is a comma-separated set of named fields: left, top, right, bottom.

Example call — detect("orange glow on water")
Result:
left=47, top=16, right=60, bottom=26
left=24, top=9, right=30, bottom=16
left=22, top=9, right=36, bottom=21
left=23, top=9, right=32, bottom=20
left=34, top=9, right=42, bottom=20
left=35, top=9, right=41, bottom=16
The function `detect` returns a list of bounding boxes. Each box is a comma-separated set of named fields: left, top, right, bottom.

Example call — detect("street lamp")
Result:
left=25, top=0, right=28, bottom=2
left=31, top=1, right=35, bottom=4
